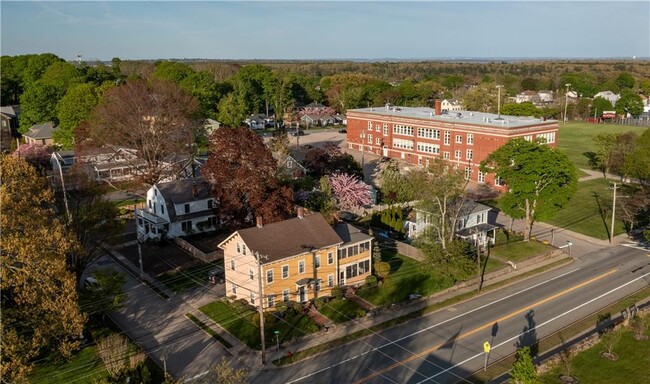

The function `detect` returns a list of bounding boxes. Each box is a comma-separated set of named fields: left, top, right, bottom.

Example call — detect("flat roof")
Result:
left=348, top=106, right=557, bottom=129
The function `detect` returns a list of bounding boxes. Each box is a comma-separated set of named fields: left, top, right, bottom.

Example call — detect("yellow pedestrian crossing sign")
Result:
left=483, top=341, right=491, bottom=353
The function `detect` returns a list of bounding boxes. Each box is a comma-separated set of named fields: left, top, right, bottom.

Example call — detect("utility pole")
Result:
left=610, top=182, right=617, bottom=244
left=564, top=83, right=571, bottom=125
left=56, top=158, right=72, bottom=223
left=255, top=252, right=268, bottom=365
left=496, top=85, right=504, bottom=119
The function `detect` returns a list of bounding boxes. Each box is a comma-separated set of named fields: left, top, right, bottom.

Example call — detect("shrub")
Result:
left=365, top=275, right=378, bottom=288
left=314, top=298, right=325, bottom=308
left=356, top=309, right=366, bottom=318
left=510, top=346, right=537, bottom=384
left=375, top=262, right=391, bottom=280
left=331, top=287, right=344, bottom=299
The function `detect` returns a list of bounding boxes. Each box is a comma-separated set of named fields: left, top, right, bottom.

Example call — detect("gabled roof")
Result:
left=458, top=201, right=493, bottom=217
left=227, top=213, right=343, bottom=263
left=0, top=106, right=17, bottom=118
left=157, top=177, right=211, bottom=203
left=303, top=101, right=326, bottom=108
left=24, top=122, right=56, bottom=139
left=333, top=223, right=373, bottom=245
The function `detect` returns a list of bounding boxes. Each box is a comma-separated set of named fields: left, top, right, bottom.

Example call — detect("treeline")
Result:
left=2, top=53, right=649, bottom=151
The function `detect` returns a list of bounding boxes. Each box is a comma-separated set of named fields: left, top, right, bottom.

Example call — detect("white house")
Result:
left=408, top=201, right=498, bottom=247
left=441, top=99, right=463, bottom=111
left=135, top=177, right=218, bottom=240
left=594, top=91, right=620, bottom=107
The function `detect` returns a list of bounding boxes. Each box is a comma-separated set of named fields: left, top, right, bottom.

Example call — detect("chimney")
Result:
left=297, top=207, right=304, bottom=219
left=256, top=216, right=263, bottom=228
left=192, top=183, right=198, bottom=198
left=434, top=99, right=442, bottom=116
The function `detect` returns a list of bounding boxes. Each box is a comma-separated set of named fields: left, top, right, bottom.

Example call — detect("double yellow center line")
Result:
left=354, top=268, right=618, bottom=383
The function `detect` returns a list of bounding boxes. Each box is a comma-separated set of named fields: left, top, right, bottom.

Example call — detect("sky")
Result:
left=1, top=1, right=649, bottom=61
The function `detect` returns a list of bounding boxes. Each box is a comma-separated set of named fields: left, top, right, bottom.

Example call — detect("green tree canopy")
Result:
left=615, top=72, right=635, bottom=89
left=615, top=90, right=643, bottom=117
left=500, top=102, right=542, bottom=118
left=54, top=83, right=102, bottom=149
left=18, top=81, right=60, bottom=130
left=481, top=138, right=577, bottom=241
left=591, top=96, right=613, bottom=115
left=624, top=128, right=650, bottom=181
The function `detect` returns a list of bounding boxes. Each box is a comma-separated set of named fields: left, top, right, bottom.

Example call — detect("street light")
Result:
left=255, top=251, right=269, bottom=366
left=563, top=83, right=571, bottom=124
left=610, top=182, right=618, bottom=244
left=359, top=132, right=366, bottom=168
left=495, top=85, right=504, bottom=119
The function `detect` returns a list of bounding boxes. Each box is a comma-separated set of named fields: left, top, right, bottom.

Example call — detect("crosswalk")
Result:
left=620, top=241, right=650, bottom=253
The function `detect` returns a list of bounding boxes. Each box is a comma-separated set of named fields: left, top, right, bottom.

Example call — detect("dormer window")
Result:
left=208, top=199, right=214, bottom=209
left=184, top=203, right=190, bottom=213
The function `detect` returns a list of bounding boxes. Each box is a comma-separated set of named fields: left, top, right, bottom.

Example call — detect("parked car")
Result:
left=379, top=156, right=390, bottom=162
left=208, top=267, right=225, bottom=284
left=338, top=128, right=347, bottom=133
left=291, top=130, right=305, bottom=136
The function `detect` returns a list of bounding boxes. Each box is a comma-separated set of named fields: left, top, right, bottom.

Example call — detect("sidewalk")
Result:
left=257, top=249, right=572, bottom=368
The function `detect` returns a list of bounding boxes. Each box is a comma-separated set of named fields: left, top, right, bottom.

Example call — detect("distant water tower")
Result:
left=76, top=53, right=82, bottom=65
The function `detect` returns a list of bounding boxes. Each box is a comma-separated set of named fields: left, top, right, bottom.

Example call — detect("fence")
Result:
left=173, top=237, right=221, bottom=263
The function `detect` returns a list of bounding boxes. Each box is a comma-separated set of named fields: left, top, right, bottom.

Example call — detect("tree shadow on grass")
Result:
left=583, top=151, right=600, bottom=172
left=592, top=191, right=611, bottom=241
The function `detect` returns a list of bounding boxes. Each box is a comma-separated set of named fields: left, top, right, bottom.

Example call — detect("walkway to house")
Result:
left=345, top=287, right=376, bottom=311
left=303, top=302, right=331, bottom=327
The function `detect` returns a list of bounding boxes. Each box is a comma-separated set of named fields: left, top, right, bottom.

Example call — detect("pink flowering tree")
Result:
left=12, top=143, right=52, bottom=170
left=329, top=172, right=371, bottom=210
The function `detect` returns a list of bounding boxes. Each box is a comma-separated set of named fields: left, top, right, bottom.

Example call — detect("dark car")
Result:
left=208, top=267, right=225, bottom=284
left=379, top=156, right=390, bottom=162
left=338, top=128, right=347, bottom=133
left=290, top=130, right=305, bottom=136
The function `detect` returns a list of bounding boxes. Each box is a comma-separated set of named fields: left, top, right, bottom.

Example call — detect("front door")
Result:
left=382, top=146, right=388, bottom=157
left=298, top=286, right=306, bottom=302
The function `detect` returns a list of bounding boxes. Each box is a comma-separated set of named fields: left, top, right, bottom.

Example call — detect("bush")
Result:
left=356, top=309, right=366, bottom=318
left=375, top=262, right=391, bottom=280
left=314, top=298, right=325, bottom=308
left=331, top=287, right=344, bottom=299
left=365, top=275, right=378, bottom=288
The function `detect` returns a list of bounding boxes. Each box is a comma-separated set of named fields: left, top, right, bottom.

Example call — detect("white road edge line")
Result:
left=286, top=268, right=581, bottom=383
left=417, top=270, right=650, bottom=383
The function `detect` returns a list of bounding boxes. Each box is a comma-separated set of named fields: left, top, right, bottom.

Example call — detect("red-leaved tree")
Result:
left=202, top=127, right=293, bottom=227
left=329, top=172, right=371, bottom=210
left=12, top=143, right=51, bottom=171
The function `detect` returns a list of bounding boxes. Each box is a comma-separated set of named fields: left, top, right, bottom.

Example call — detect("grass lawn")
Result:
left=157, top=262, right=220, bottom=293
left=490, top=231, right=554, bottom=263
left=539, top=319, right=650, bottom=384
left=557, top=122, right=647, bottom=170
left=200, top=300, right=319, bottom=349
left=29, top=320, right=164, bottom=384
left=543, top=178, right=626, bottom=239
left=29, top=346, right=106, bottom=384
left=318, top=297, right=365, bottom=323
left=356, top=250, right=456, bottom=307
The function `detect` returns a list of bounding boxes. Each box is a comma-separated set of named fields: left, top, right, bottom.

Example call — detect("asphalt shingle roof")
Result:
left=237, top=213, right=343, bottom=263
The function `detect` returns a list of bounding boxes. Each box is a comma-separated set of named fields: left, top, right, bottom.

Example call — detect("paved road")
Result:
left=250, top=245, right=649, bottom=384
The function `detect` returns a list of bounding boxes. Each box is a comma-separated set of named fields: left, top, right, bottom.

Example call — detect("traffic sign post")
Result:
left=274, top=330, right=280, bottom=352
left=483, top=341, right=491, bottom=371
